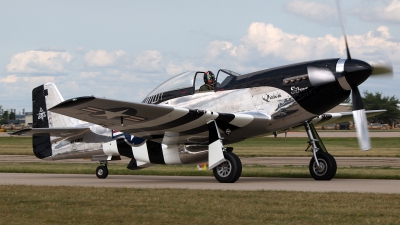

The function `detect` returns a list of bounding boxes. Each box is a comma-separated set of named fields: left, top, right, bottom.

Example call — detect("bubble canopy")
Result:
left=146, top=69, right=241, bottom=98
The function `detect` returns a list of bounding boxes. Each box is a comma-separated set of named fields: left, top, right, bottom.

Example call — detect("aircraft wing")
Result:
left=12, top=127, right=90, bottom=137
left=310, top=110, right=386, bottom=127
left=49, top=96, right=266, bottom=144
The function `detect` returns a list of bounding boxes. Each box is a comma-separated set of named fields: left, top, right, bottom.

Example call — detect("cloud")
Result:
left=354, top=0, right=400, bottom=24
left=64, top=80, right=80, bottom=91
left=6, top=50, right=73, bottom=75
left=166, top=62, right=205, bottom=75
left=21, top=76, right=55, bottom=83
left=205, top=22, right=339, bottom=67
left=80, top=71, right=101, bottom=79
left=345, top=26, right=400, bottom=63
left=0, top=75, right=18, bottom=83
left=206, top=41, right=237, bottom=58
left=284, top=0, right=338, bottom=26
left=132, top=50, right=163, bottom=72
left=205, top=22, right=400, bottom=70
left=84, top=50, right=125, bottom=67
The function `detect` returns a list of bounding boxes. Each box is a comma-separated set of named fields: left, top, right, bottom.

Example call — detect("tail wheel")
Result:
left=309, top=152, right=337, bottom=180
left=96, top=166, right=109, bottom=179
left=213, top=152, right=242, bottom=183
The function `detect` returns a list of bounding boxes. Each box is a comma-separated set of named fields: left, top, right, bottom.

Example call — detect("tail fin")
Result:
left=32, top=82, right=75, bottom=158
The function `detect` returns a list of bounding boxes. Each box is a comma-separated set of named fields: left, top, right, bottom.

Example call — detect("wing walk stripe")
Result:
left=125, top=108, right=189, bottom=129
left=129, top=112, right=219, bottom=138
left=216, top=113, right=235, bottom=123
left=229, top=114, right=254, bottom=127
left=123, top=112, right=200, bottom=134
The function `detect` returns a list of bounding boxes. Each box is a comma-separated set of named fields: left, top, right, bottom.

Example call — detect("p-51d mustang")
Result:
left=15, top=55, right=389, bottom=183
left=14, top=3, right=392, bottom=182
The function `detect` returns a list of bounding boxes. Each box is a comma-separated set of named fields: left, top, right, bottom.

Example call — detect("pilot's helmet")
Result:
left=204, top=71, right=215, bottom=83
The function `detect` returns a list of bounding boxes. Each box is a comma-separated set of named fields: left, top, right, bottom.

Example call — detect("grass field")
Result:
left=1, top=185, right=399, bottom=225
left=0, top=137, right=32, bottom=155
left=2, top=136, right=400, bottom=157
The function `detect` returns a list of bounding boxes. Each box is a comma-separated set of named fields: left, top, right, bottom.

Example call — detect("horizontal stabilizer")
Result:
left=12, top=127, right=90, bottom=137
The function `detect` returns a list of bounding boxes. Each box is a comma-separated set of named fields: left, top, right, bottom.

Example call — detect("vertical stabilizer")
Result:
left=43, top=82, right=75, bottom=128
left=32, top=82, right=75, bottom=159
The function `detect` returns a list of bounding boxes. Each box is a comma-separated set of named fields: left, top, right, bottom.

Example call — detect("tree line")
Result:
left=0, top=106, right=16, bottom=124
left=361, top=91, right=400, bottom=125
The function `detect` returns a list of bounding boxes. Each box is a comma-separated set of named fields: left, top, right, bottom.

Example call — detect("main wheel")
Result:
left=309, top=152, right=337, bottom=180
left=96, top=166, right=109, bottom=179
left=213, top=152, right=242, bottom=183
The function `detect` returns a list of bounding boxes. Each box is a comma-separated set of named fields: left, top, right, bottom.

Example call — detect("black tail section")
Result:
left=32, top=85, right=52, bottom=159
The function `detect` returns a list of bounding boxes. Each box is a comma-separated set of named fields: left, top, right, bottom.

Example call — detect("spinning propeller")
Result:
left=309, top=1, right=393, bottom=150
left=336, top=0, right=392, bottom=150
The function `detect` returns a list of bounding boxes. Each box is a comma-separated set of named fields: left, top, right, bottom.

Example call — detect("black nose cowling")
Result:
left=344, top=59, right=372, bottom=87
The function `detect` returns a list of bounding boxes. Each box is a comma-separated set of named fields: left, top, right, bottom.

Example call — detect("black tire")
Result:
left=309, top=152, right=337, bottom=180
left=213, top=152, right=242, bottom=183
left=96, top=166, right=108, bottom=179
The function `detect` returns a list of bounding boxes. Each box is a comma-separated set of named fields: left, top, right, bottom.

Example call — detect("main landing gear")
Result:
left=304, top=121, right=337, bottom=180
left=213, top=151, right=242, bottom=183
left=207, top=120, right=242, bottom=183
left=96, top=161, right=109, bottom=179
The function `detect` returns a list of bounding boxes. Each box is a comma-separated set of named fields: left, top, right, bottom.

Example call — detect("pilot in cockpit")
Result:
left=199, top=70, right=215, bottom=92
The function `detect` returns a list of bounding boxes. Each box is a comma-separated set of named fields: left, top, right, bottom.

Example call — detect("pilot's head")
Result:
left=204, top=71, right=215, bottom=85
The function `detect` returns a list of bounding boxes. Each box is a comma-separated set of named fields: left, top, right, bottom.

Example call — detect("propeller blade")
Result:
left=370, top=62, right=393, bottom=78
left=353, top=109, right=371, bottom=151
left=336, top=0, right=351, bottom=60
left=351, top=86, right=371, bottom=150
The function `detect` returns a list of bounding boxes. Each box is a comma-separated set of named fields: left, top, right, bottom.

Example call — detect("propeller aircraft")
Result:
left=13, top=2, right=392, bottom=183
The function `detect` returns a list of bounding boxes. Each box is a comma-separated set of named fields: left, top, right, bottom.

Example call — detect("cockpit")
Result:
left=142, top=69, right=242, bottom=104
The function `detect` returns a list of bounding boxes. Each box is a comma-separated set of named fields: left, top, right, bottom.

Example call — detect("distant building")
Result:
left=25, top=112, right=33, bottom=126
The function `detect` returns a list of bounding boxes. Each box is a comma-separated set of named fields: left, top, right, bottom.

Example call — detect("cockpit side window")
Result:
left=194, top=72, right=206, bottom=93
left=215, top=69, right=239, bottom=91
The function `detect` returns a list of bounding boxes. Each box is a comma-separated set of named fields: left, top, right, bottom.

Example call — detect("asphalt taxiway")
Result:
left=1, top=173, right=399, bottom=194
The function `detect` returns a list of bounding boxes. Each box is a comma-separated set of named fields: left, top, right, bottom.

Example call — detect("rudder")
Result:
left=32, top=84, right=52, bottom=159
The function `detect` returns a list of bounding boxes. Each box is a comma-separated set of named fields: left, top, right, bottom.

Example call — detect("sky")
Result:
left=1, top=0, right=400, bottom=114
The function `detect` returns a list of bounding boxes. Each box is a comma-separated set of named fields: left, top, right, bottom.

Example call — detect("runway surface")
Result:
left=2, top=155, right=400, bottom=168
left=1, top=173, right=399, bottom=194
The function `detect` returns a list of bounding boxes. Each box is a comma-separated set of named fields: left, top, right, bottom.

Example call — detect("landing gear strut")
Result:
left=96, top=161, right=109, bottom=179
left=304, top=121, right=337, bottom=180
